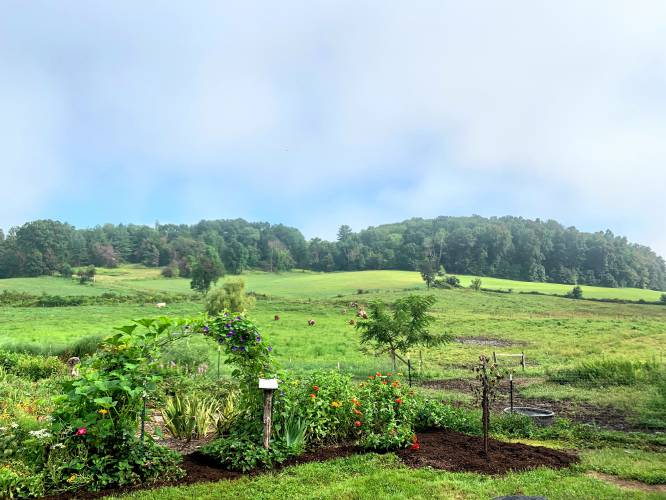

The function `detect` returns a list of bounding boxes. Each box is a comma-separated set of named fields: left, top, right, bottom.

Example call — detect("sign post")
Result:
left=259, top=378, right=278, bottom=449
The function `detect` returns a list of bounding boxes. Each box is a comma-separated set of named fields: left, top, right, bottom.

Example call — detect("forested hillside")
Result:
left=0, top=216, right=664, bottom=290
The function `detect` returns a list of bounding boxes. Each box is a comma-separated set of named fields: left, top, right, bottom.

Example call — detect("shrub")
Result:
left=567, top=285, right=583, bottom=299
left=161, top=266, right=176, bottom=278
left=0, top=462, right=45, bottom=499
left=432, top=275, right=461, bottom=289
left=275, top=371, right=356, bottom=445
left=354, top=373, right=415, bottom=450
left=469, top=278, right=482, bottom=291
left=201, top=434, right=290, bottom=472
left=660, top=293, right=666, bottom=304
left=0, top=351, right=65, bottom=381
left=205, top=280, right=255, bottom=316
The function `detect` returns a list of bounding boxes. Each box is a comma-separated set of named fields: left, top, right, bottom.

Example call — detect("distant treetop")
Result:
left=0, top=215, right=663, bottom=291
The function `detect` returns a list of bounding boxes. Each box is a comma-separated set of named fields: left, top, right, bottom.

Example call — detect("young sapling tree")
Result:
left=355, top=294, right=448, bottom=371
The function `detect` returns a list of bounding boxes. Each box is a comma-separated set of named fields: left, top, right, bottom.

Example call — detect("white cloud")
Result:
left=0, top=1, right=665, bottom=256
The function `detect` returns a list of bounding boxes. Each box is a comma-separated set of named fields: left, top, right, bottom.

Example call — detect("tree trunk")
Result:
left=391, top=350, right=397, bottom=371
left=482, top=385, right=489, bottom=456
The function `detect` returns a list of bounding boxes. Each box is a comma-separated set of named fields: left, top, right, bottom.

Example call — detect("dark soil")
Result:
left=421, top=378, right=638, bottom=431
left=40, top=434, right=575, bottom=499
left=398, top=429, right=577, bottom=474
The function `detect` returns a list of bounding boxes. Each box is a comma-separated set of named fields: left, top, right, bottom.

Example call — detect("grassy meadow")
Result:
left=1, top=266, right=665, bottom=498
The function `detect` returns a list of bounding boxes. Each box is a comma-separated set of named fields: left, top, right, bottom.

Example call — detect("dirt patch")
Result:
left=398, top=429, right=577, bottom=474
left=421, top=378, right=639, bottom=431
left=587, top=471, right=666, bottom=494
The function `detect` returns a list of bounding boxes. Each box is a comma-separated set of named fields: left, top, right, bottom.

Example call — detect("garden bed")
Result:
left=40, top=432, right=576, bottom=499
left=398, top=429, right=577, bottom=474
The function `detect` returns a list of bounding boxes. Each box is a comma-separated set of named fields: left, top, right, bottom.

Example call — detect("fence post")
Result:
left=407, top=359, right=412, bottom=387
left=217, top=345, right=221, bottom=379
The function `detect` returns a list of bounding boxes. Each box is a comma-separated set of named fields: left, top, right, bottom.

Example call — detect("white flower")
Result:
left=29, top=429, right=51, bottom=439
left=10, top=423, right=18, bottom=429
left=51, top=443, right=65, bottom=449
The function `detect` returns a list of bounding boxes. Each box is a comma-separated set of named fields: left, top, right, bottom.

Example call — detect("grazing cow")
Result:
left=274, top=314, right=280, bottom=321
left=308, top=319, right=316, bottom=326
left=156, top=302, right=167, bottom=308
left=348, top=319, right=355, bottom=325
left=357, top=309, right=368, bottom=319
left=349, top=302, right=358, bottom=309
left=66, top=357, right=81, bottom=377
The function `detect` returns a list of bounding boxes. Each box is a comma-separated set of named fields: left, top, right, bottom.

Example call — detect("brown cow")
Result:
left=274, top=314, right=280, bottom=321
left=308, top=319, right=316, bottom=326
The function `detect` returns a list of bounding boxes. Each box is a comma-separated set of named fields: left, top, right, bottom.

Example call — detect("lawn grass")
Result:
left=580, top=448, right=666, bottom=485
left=106, top=453, right=665, bottom=500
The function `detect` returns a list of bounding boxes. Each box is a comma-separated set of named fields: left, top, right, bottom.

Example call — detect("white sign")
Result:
left=259, top=378, right=278, bottom=390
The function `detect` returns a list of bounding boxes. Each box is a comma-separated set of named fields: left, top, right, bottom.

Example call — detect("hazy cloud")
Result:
left=0, top=1, right=664, bottom=256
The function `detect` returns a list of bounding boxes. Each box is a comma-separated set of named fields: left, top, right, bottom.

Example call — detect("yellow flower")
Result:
left=330, top=401, right=342, bottom=408
left=98, top=409, right=109, bottom=415
left=67, top=474, right=78, bottom=483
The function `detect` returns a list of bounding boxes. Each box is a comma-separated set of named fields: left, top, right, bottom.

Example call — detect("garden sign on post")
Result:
left=259, top=378, right=278, bottom=449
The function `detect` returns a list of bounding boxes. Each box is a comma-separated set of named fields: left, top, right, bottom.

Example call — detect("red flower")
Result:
left=310, top=394, right=316, bottom=399
left=354, top=421, right=362, bottom=427
left=381, top=381, right=387, bottom=385
left=313, top=386, right=320, bottom=391
left=75, top=427, right=87, bottom=436
left=411, top=443, right=420, bottom=450
left=395, top=398, right=402, bottom=404
left=353, top=408, right=362, bottom=415
left=352, top=399, right=361, bottom=407
left=368, top=375, right=374, bottom=379
left=376, top=372, right=382, bottom=377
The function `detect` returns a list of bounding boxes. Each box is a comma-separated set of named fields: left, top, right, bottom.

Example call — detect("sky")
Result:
left=1, top=1, right=665, bottom=258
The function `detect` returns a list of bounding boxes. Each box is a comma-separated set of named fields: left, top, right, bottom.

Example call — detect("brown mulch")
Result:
left=398, top=428, right=577, bottom=474
left=40, top=433, right=575, bottom=498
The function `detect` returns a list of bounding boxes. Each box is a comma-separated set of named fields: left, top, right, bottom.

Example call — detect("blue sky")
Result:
left=1, top=1, right=665, bottom=257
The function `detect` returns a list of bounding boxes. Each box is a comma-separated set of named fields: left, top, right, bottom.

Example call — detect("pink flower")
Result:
left=76, top=427, right=87, bottom=436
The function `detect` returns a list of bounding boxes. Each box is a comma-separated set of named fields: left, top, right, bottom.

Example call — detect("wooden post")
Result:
left=492, top=351, right=497, bottom=364
left=407, top=359, right=412, bottom=387
left=521, top=352, right=525, bottom=371
left=509, top=372, right=514, bottom=413
left=262, top=389, right=274, bottom=450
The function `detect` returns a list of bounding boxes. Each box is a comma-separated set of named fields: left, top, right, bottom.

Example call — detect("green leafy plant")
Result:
left=356, top=294, right=447, bottom=370
left=354, top=373, right=415, bottom=450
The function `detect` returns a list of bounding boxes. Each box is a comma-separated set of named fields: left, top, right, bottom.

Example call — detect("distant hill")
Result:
left=0, top=215, right=664, bottom=291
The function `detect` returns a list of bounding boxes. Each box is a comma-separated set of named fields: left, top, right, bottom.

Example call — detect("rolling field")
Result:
left=1, top=266, right=664, bottom=300
left=1, top=267, right=664, bottom=430
left=1, top=267, right=665, bottom=498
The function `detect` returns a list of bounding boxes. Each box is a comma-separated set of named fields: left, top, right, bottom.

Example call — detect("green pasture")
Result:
left=1, top=266, right=664, bottom=301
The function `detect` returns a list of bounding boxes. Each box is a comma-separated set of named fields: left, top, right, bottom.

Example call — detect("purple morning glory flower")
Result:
left=202, top=326, right=209, bottom=333
left=267, top=346, right=272, bottom=352
left=223, top=312, right=229, bottom=317
left=226, top=332, right=234, bottom=338
left=231, top=346, right=238, bottom=351
left=255, top=336, right=261, bottom=342
left=240, top=346, right=246, bottom=352
left=235, top=316, right=241, bottom=320
left=225, top=323, right=231, bottom=328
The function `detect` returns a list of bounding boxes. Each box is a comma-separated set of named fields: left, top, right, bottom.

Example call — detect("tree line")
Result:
left=0, top=215, right=663, bottom=290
